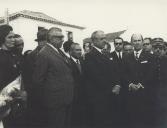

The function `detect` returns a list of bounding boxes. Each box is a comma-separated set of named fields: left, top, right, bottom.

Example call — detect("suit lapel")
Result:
left=91, top=47, right=108, bottom=60
left=46, top=44, right=71, bottom=67
left=138, top=51, right=147, bottom=62
left=113, top=51, right=119, bottom=60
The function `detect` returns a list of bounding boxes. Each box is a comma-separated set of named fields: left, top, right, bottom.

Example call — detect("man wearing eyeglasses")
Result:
left=111, top=37, right=124, bottom=60
left=109, top=37, right=128, bottom=127
left=83, top=30, right=121, bottom=128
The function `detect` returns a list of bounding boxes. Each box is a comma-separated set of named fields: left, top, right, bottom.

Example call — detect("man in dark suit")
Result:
left=22, top=28, right=48, bottom=127
left=110, top=37, right=125, bottom=85
left=143, top=37, right=153, bottom=54
left=150, top=38, right=167, bottom=127
left=83, top=30, right=121, bottom=128
left=110, top=37, right=128, bottom=127
left=110, top=37, right=124, bottom=61
left=68, top=42, right=85, bottom=127
left=101, top=41, right=111, bottom=58
left=23, top=28, right=48, bottom=91
left=123, top=41, right=134, bottom=55
left=125, top=34, right=153, bottom=128
left=32, top=27, right=74, bottom=128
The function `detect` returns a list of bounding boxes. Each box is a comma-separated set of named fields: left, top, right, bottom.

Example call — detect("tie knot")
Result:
left=118, top=52, right=121, bottom=59
left=135, top=52, right=139, bottom=59
left=76, top=59, right=79, bottom=64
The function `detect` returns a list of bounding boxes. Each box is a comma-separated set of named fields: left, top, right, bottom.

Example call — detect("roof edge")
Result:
left=0, top=10, right=86, bottom=30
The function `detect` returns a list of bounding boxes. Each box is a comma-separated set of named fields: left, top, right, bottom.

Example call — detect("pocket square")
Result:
left=141, top=60, right=148, bottom=63
left=109, top=58, right=113, bottom=60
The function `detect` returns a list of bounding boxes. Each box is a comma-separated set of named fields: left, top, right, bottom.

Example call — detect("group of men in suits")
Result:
left=82, top=31, right=167, bottom=128
left=23, top=27, right=84, bottom=128
left=22, top=27, right=167, bottom=128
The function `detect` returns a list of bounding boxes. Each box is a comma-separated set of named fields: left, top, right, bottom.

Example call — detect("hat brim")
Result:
left=35, top=39, right=45, bottom=42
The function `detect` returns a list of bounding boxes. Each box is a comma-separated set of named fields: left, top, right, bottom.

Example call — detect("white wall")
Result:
left=9, top=17, right=85, bottom=52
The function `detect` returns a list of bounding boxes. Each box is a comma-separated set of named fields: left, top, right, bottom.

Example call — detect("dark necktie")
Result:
left=118, top=52, right=121, bottom=60
left=76, top=59, right=82, bottom=73
left=135, top=52, right=139, bottom=60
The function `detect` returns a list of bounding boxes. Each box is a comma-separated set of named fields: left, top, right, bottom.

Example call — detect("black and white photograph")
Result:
left=0, top=0, right=167, bottom=128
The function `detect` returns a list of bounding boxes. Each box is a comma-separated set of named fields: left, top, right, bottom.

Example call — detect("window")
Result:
left=67, top=31, right=73, bottom=41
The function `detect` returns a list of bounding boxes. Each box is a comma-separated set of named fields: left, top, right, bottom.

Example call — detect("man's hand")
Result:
left=129, top=83, right=139, bottom=91
left=112, top=85, right=121, bottom=95
left=137, top=83, right=144, bottom=89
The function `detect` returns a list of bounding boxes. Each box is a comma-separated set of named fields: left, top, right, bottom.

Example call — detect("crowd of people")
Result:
left=0, top=24, right=167, bottom=128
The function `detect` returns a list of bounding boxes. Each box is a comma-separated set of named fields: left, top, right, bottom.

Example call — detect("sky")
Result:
left=0, top=0, right=167, bottom=41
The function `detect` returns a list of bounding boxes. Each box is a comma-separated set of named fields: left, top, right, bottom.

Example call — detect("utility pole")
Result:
left=4, top=8, right=9, bottom=25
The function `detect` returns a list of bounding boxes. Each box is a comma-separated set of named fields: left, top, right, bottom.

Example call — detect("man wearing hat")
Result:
left=22, top=28, right=48, bottom=88
left=33, top=27, right=74, bottom=128
left=149, top=38, right=167, bottom=127
left=34, top=28, right=48, bottom=50
left=152, top=38, right=165, bottom=57
left=22, top=28, right=48, bottom=127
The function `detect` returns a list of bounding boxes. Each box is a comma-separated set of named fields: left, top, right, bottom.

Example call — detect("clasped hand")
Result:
left=129, top=83, right=144, bottom=91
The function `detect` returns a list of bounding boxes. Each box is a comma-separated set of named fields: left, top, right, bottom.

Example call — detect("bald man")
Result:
left=125, top=34, right=154, bottom=128
left=82, top=30, right=121, bottom=128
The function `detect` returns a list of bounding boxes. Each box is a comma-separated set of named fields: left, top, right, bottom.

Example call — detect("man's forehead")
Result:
left=48, top=28, right=63, bottom=36
left=115, top=38, right=123, bottom=42
left=132, top=34, right=143, bottom=40
left=50, top=30, right=61, bottom=35
left=8, top=31, right=15, bottom=36
left=143, top=39, right=151, bottom=43
left=96, top=31, right=105, bottom=38
left=73, top=44, right=81, bottom=49
left=125, top=45, right=132, bottom=48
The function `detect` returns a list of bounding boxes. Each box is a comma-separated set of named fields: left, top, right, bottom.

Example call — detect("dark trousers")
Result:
left=26, top=104, right=72, bottom=128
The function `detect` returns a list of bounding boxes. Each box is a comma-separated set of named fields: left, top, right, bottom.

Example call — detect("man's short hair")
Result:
left=144, top=38, right=152, bottom=43
left=91, top=30, right=104, bottom=41
left=14, top=34, right=22, bottom=38
left=63, top=41, right=73, bottom=53
left=70, top=43, right=80, bottom=50
left=114, top=37, right=123, bottom=44
left=83, top=42, right=91, bottom=49
left=131, top=34, right=143, bottom=43
left=47, top=27, right=63, bottom=42
left=123, top=41, right=132, bottom=47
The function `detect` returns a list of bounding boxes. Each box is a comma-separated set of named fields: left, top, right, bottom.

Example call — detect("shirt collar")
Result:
left=115, top=51, right=122, bottom=56
left=47, top=43, right=59, bottom=53
left=60, top=47, right=70, bottom=58
left=93, top=46, right=102, bottom=53
left=71, top=56, right=78, bottom=63
left=134, top=49, right=142, bottom=57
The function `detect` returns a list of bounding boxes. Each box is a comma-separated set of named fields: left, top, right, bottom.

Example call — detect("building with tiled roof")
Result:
left=0, top=10, right=85, bottom=51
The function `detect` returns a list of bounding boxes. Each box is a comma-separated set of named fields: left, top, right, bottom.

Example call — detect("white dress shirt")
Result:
left=93, top=46, right=102, bottom=54
left=134, top=49, right=142, bottom=58
left=115, top=51, right=123, bottom=59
